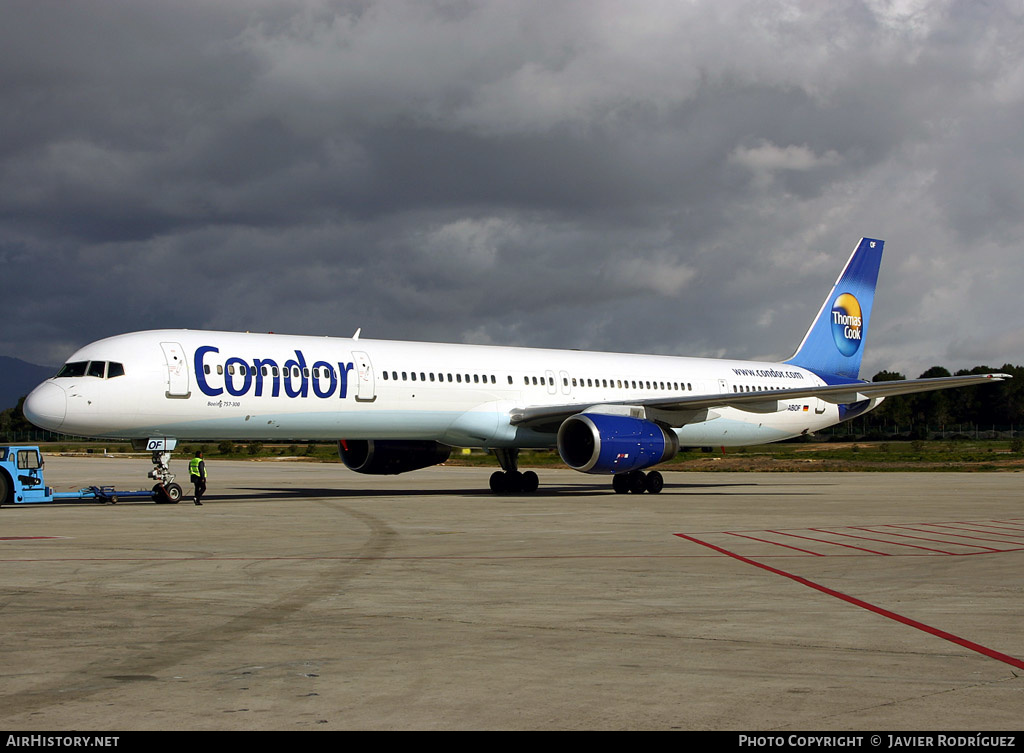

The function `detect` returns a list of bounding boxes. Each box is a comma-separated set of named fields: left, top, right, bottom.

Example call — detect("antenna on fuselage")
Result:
left=352, top=328, right=361, bottom=340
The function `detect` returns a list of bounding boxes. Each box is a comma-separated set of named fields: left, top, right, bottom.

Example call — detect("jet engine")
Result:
left=557, top=413, right=679, bottom=475
left=338, top=439, right=451, bottom=475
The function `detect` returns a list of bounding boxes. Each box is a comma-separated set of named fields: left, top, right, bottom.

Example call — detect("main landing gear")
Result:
left=489, top=448, right=539, bottom=494
left=487, top=449, right=665, bottom=495
left=612, top=470, right=664, bottom=494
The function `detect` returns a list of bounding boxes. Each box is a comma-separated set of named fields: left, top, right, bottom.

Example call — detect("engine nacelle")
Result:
left=337, top=439, right=451, bottom=475
left=557, top=413, right=680, bottom=475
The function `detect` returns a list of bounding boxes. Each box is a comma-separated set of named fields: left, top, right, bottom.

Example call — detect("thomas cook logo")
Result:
left=831, top=293, right=863, bottom=357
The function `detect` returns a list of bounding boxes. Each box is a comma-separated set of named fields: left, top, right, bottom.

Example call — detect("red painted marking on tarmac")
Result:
left=808, top=527, right=954, bottom=555
left=767, top=529, right=890, bottom=556
left=853, top=525, right=1002, bottom=552
left=675, top=532, right=1024, bottom=672
left=724, top=531, right=823, bottom=556
left=923, top=523, right=1024, bottom=546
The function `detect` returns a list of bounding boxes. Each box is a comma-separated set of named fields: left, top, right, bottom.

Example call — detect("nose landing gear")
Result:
left=132, top=438, right=183, bottom=504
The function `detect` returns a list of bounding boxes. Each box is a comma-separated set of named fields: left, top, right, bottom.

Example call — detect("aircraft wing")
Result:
left=509, top=373, right=1011, bottom=431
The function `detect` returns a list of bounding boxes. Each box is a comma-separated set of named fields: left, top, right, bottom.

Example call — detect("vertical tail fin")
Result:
left=785, top=237, right=884, bottom=380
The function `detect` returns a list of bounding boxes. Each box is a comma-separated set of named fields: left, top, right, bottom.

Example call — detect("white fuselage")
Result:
left=26, top=329, right=839, bottom=447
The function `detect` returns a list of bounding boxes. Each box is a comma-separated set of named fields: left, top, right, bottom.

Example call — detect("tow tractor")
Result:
left=0, top=445, right=184, bottom=506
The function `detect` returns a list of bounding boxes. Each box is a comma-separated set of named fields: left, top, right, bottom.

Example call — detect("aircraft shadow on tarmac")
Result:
left=0, top=479, right=830, bottom=509
left=188, top=480, right=825, bottom=503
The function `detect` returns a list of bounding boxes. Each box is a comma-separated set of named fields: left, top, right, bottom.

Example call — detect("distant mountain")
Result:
left=0, top=356, right=54, bottom=412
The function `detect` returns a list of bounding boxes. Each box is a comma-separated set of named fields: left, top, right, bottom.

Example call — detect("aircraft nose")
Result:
left=23, top=382, right=67, bottom=430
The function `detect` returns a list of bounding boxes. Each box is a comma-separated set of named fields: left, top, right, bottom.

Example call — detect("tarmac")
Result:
left=0, top=455, right=1021, bottom=731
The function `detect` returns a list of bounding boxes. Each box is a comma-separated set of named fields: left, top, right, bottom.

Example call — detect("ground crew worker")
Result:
left=189, top=450, right=207, bottom=506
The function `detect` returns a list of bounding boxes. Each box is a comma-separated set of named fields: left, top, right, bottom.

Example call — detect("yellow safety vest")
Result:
left=189, top=458, right=206, bottom=478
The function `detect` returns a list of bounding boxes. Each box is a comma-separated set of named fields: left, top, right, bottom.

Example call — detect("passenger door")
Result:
left=161, top=342, right=190, bottom=398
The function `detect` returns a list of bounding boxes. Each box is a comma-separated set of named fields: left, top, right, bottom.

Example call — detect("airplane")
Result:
left=22, top=237, right=1010, bottom=498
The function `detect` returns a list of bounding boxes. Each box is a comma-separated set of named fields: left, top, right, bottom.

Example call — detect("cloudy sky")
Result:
left=2, top=0, right=1022, bottom=378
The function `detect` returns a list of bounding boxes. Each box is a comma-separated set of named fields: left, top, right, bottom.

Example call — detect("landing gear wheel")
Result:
left=521, top=470, right=539, bottom=493
left=153, top=483, right=182, bottom=504
left=612, top=470, right=665, bottom=494
left=489, top=471, right=506, bottom=493
left=644, top=471, right=664, bottom=494
left=506, top=470, right=524, bottom=493
left=489, top=469, right=539, bottom=494
left=628, top=471, right=647, bottom=494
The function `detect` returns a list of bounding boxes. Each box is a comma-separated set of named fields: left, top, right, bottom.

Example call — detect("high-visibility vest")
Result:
left=190, top=457, right=206, bottom=478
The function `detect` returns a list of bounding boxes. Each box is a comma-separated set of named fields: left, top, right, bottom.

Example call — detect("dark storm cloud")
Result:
left=2, top=0, right=1022, bottom=378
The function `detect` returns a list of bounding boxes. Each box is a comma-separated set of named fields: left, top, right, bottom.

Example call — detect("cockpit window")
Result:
left=55, top=361, right=88, bottom=378
left=54, top=360, right=126, bottom=379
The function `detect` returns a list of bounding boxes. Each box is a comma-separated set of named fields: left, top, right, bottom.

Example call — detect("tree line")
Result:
left=843, top=364, right=1024, bottom=437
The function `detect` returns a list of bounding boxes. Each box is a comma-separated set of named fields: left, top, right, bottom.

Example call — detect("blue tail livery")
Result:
left=785, top=237, right=884, bottom=380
